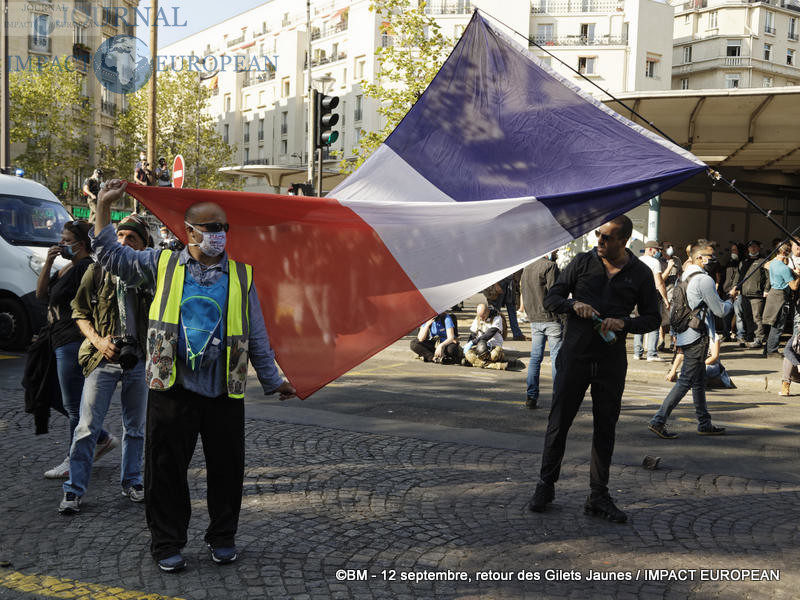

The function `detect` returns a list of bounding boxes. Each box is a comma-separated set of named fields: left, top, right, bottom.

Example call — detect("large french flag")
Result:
left=126, top=12, right=705, bottom=398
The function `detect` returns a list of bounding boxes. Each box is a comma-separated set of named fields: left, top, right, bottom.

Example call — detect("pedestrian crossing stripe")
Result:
left=0, top=570, right=186, bottom=600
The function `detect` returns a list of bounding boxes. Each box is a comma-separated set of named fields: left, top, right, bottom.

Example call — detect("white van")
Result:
left=0, top=174, right=75, bottom=349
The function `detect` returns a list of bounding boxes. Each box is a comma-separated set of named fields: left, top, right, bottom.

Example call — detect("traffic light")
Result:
left=314, top=90, right=339, bottom=149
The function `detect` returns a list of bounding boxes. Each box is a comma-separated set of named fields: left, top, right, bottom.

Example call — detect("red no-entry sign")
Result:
left=172, top=155, right=185, bottom=189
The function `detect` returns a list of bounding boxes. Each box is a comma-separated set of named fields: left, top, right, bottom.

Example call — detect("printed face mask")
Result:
left=185, top=222, right=226, bottom=257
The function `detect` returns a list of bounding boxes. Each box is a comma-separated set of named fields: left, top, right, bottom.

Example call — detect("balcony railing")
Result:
left=244, top=158, right=270, bottom=166
left=243, top=70, right=277, bottom=87
left=781, top=0, right=800, bottom=11
left=29, top=35, right=51, bottom=53
left=226, top=32, right=246, bottom=48
left=424, top=1, right=473, bottom=14
left=311, top=20, right=348, bottom=41
left=681, top=0, right=707, bottom=9
left=724, top=55, right=743, bottom=65
left=354, top=108, right=363, bottom=121
left=789, top=31, right=799, bottom=40
left=532, top=0, right=622, bottom=14
left=530, top=35, right=628, bottom=46
left=765, top=25, right=776, bottom=34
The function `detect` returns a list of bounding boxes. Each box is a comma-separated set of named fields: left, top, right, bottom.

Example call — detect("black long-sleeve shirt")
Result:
left=544, top=248, right=661, bottom=359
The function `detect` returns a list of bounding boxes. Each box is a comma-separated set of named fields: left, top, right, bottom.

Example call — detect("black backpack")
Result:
left=669, top=271, right=707, bottom=334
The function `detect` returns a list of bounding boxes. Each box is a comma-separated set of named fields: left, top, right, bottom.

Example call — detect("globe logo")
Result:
left=93, top=35, right=152, bottom=94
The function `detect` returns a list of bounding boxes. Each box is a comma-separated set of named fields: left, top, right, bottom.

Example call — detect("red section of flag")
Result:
left=125, top=183, right=434, bottom=398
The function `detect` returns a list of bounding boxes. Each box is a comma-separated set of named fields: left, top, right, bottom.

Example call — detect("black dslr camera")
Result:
left=111, top=335, right=139, bottom=370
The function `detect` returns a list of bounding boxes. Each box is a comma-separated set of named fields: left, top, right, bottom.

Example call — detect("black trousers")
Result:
left=539, top=349, right=627, bottom=496
left=145, top=385, right=245, bottom=560
left=409, top=338, right=461, bottom=363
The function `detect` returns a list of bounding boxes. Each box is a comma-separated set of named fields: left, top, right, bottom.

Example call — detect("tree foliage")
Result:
left=102, top=67, right=239, bottom=190
left=340, top=0, right=454, bottom=174
left=9, top=60, right=93, bottom=190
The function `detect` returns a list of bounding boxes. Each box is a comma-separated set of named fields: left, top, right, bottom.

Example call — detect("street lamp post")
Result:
left=196, top=60, right=220, bottom=188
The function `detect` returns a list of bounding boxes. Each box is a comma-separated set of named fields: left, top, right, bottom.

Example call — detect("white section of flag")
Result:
left=335, top=145, right=572, bottom=312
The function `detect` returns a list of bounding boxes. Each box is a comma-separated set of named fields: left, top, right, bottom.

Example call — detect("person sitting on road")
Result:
left=463, top=303, right=508, bottom=370
left=410, top=313, right=461, bottom=364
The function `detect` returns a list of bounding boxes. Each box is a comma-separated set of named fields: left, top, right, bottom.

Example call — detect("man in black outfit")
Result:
left=528, top=215, right=661, bottom=523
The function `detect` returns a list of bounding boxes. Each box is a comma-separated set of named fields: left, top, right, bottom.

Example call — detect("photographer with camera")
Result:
left=58, top=215, right=154, bottom=515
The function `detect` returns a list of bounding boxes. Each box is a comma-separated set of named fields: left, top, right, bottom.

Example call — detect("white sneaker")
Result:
left=44, top=456, right=70, bottom=479
left=58, top=492, right=81, bottom=514
left=122, top=484, right=145, bottom=503
left=94, top=434, right=119, bottom=461
left=647, top=356, right=668, bottom=362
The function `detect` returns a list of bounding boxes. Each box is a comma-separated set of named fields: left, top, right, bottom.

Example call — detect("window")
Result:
left=726, top=39, right=741, bottom=57
left=536, top=23, right=554, bottom=44
left=31, top=14, right=50, bottom=50
left=280, top=111, right=288, bottom=135
left=644, top=58, right=657, bottom=78
left=342, top=67, right=347, bottom=86
left=788, top=48, right=796, bottom=66
left=258, top=91, right=265, bottom=106
left=243, top=120, right=250, bottom=143
left=708, top=10, right=718, bottom=28
left=764, top=43, right=772, bottom=61
left=765, top=11, right=775, bottom=35
left=580, top=23, right=595, bottom=43
left=244, top=148, right=249, bottom=163
left=578, top=56, right=596, bottom=74
left=74, top=24, right=87, bottom=45
left=281, top=78, right=290, bottom=97
left=684, top=13, right=690, bottom=25
left=725, top=73, right=740, bottom=88
left=243, top=94, right=250, bottom=109
left=354, top=94, right=363, bottom=121
left=223, top=124, right=229, bottom=144
left=258, top=118, right=264, bottom=141
left=763, top=76, right=773, bottom=87
left=680, top=78, right=689, bottom=90
left=683, top=46, right=692, bottom=63
left=280, top=139, right=287, bottom=155
left=224, top=94, right=231, bottom=112
left=356, top=57, right=366, bottom=79
left=790, top=17, right=798, bottom=41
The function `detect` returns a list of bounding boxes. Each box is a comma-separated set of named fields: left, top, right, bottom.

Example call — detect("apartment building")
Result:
left=672, top=0, right=800, bottom=89
left=6, top=0, right=140, bottom=186
left=160, top=0, right=674, bottom=191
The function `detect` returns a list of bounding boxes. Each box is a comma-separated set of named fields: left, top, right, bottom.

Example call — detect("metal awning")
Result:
left=218, top=164, right=348, bottom=191
left=603, top=87, right=800, bottom=173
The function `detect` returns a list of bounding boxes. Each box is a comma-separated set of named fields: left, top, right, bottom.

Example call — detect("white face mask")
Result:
left=730, top=253, right=739, bottom=262
left=185, top=222, right=226, bottom=257
left=665, top=246, right=674, bottom=257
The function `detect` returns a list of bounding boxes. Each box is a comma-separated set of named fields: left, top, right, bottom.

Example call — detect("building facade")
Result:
left=6, top=0, right=140, bottom=192
left=161, top=0, right=674, bottom=192
left=672, top=0, right=800, bottom=89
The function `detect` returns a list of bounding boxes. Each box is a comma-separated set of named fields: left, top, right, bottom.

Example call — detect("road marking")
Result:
left=0, top=570, right=185, bottom=599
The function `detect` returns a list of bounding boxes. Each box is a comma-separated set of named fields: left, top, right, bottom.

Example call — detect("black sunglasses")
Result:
left=190, top=222, right=229, bottom=232
left=594, top=230, right=619, bottom=242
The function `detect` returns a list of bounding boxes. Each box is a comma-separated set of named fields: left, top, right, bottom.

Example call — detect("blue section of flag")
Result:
left=383, top=12, right=705, bottom=238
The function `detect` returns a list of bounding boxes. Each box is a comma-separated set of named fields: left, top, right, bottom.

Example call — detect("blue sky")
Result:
left=135, top=1, right=271, bottom=49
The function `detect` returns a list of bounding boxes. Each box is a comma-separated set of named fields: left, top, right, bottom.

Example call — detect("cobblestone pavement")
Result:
left=1, top=387, right=798, bottom=600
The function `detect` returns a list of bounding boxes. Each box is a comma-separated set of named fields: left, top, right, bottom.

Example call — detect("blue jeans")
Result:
left=733, top=295, right=749, bottom=341
left=527, top=321, right=562, bottom=400
left=766, top=304, right=788, bottom=354
left=64, top=360, right=147, bottom=496
left=633, top=330, right=659, bottom=358
left=650, top=337, right=711, bottom=429
left=54, top=341, right=86, bottom=447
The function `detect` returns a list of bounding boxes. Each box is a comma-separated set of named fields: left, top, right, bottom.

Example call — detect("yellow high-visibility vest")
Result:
left=146, top=250, right=253, bottom=398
